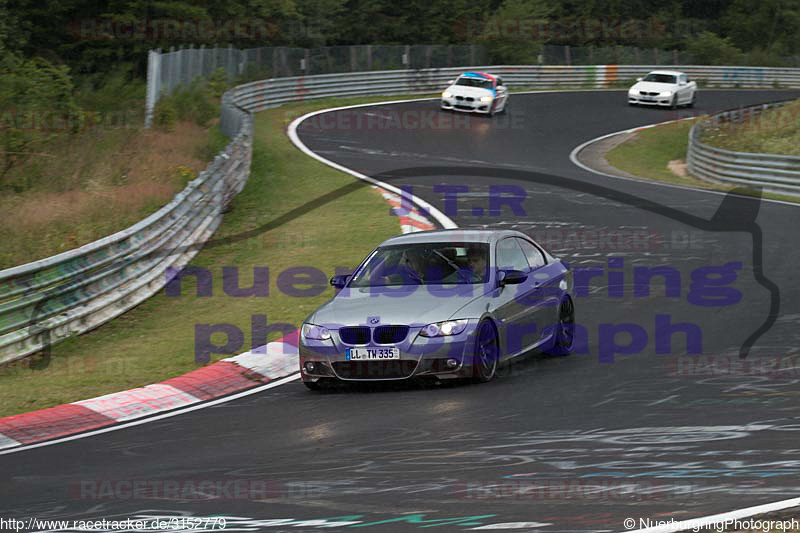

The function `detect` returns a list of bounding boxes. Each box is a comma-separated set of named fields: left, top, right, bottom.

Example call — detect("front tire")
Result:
left=473, top=320, right=499, bottom=383
left=304, top=380, right=322, bottom=391
left=670, top=95, right=678, bottom=110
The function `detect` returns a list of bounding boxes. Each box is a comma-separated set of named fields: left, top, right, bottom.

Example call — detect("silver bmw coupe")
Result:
left=299, top=229, right=575, bottom=389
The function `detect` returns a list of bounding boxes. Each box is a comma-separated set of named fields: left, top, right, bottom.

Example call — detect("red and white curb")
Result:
left=373, top=187, right=436, bottom=233
left=0, top=334, right=298, bottom=451
left=0, top=158, right=440, bottom=452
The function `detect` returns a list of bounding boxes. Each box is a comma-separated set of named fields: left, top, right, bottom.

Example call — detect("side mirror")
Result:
left=679, top=81, right=687, bottom=86
left=330, top=274, right=351, bottom=289
left=498, top=269, right=527, bottom=287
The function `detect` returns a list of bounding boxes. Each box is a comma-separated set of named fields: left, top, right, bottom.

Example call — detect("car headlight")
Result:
left=660, top=91, right=673, bottom=97
left=479, top=96, right=493, bottom=103
left=442, top=91, right=453, bottom=98
left=420, top=319, right=469, bottom=337
left=302, top=323, right=331, bottom=341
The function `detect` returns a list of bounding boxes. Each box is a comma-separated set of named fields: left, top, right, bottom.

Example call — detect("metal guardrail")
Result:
left=3, top=63, right=800, bottom=364
left=0, top=96, right=252, bottom=364
left=687, top=101, right=800, bottom=196
left=229, top=65, right=800, bottom=116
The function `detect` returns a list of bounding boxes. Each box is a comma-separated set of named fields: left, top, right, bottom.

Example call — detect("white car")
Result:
left=441, top=72, right=509, bottom=116
left=628, top=70, right=697, bottom=108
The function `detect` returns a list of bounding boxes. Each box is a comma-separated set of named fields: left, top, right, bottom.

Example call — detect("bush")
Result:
left=207, top=68, right=230, bottom=99
left=686, top=31, right=743, bottom=65
left=154, top=78, right=220, bottom=129
left=153, top=98, right=177, bottom=131
left=0, top=55, right=78, bottom=188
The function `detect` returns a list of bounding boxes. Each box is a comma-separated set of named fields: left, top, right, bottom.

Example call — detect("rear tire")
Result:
left=688, top=92, right=696, bottom=108
left=544, top=297, right=575, bottom=356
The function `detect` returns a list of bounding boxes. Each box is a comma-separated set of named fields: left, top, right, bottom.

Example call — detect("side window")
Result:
left=680, top=74, right=687, bottom=84
left=496, top=76, right=504, bottom=87
left=496, top=238, right=529, bottom=271
left=516, top=238, right=547, bottom=269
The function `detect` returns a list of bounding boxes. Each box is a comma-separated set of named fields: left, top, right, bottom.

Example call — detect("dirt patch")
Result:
left=575, top=131, right=640, bottom=178
left=668, top=159, right=688, bottom=177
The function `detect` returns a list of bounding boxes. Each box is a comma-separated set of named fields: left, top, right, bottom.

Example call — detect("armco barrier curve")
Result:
left=0, top=94, right=252, bottom=365
left=687, top=101, right=800, bottom=196
left=3, top=63, right=800, bottom=364
left=0, top=186, right=436, bottom=452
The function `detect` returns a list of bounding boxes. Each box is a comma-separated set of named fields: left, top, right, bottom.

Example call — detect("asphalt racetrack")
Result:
left=4, top=89, right=800, bottom=532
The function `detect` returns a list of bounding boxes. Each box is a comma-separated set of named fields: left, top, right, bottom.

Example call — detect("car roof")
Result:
left=379, top=228, right=530, bottom=246
left=460, top=71, right=496, bottom=81
left=646, top=70, right=684, bottom=76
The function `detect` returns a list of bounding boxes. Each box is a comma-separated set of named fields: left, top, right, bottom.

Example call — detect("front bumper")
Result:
left=441, top=97, right=492, bottom=114
left=299, top=321, right=481, bottom=382
left=628, top=93, right=673, bottom=106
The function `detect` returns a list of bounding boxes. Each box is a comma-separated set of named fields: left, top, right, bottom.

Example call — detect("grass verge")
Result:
left=0, top=121, right=218, bottom=269
left=701, top=98, right=800, bottom=155
left=604, top=117, right=800, bottom=204
left=0, top=95, right=416, bottom=417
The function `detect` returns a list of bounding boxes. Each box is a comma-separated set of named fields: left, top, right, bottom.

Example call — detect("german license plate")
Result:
left=346, top=347, right=400, bottom=360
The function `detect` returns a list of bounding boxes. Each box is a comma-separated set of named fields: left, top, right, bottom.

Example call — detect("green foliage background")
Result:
left=0, top=0, right=798, bottom=189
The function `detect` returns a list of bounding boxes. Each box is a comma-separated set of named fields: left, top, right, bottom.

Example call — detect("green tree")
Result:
left=477, top=0, right=554, bottom=64
left=0, top=56, right=78, bottom=187
left=686, top=30, right=742, bottom=65
left=722, top=0, right=800, bottom=56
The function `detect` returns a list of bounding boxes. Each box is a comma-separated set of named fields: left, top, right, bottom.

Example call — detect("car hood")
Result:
left=631, top=81, right=677, bottom=92
left=307, top=286, right=491, bottom=327
left=446, top=84, right=495, bottom=98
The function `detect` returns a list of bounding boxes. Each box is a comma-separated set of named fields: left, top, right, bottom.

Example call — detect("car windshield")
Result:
left=455, top=76, right=493, bottom=89
left=642, top=73, right=677, bottom=84
left=349, top=242, right=491, bottom=287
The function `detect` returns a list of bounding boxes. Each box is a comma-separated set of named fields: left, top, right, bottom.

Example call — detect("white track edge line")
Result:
left=626, top=496, right=800, bottom=533
left=0, top=373, right=300, bottom=456
left=568, top=116, right=800, bottom=208
left=287, top=99, right=457, bottom=229
left=287, top=93, right=800, bottom=530
left=284, top=89, right=632, bottom=229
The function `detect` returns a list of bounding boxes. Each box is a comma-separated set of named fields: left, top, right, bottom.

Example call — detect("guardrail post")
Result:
left=175, top=46, right=184, bottom=89
left=144, top=49, right=161, bottom=128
